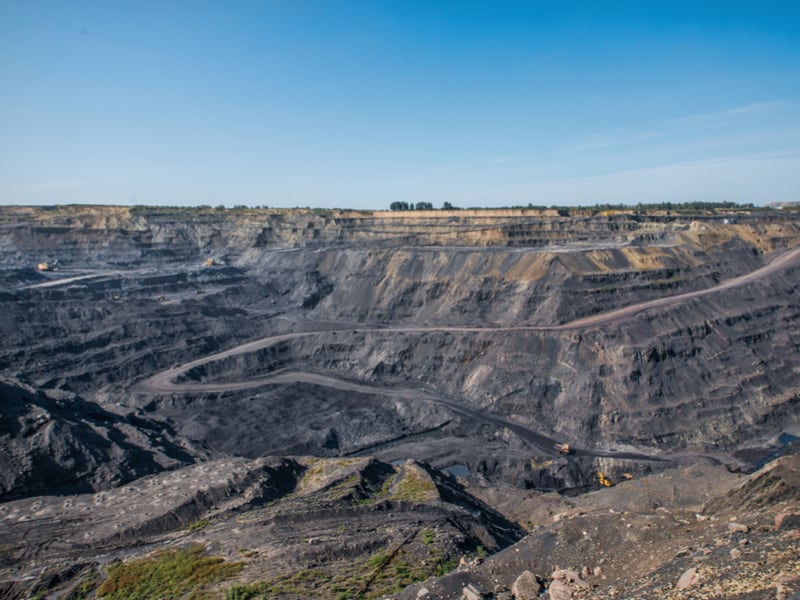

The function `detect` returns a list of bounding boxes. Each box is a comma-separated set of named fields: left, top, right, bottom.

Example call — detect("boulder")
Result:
left=511, top=570, right=543, bottom=599
left=727, top=521, right=749, bottom=534
left=462, top=582, right=485, bottom=600
left=676, top=567, right=699, bottom=590
left=547, top=579, right=572, bottom=600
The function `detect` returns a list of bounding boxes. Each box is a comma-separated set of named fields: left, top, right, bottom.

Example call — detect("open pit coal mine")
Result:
left=1, top=205, right=800, bottom=599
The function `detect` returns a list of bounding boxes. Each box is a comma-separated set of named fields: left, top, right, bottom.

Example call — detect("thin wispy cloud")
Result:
left=673, top=100, right=795, bottom=126
left=484, top=151, right=800, bottom=206
left=557, top=129, right=662, bottom=155
left=631, top=130, right=799, bottom=163
left=560, top=100, right=796, bottom=157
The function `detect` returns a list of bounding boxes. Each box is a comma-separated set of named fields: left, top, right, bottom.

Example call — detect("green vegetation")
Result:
left=96, top=544, right=244, bottom=600
left=389, top=466, right=439, bottom=503
left=65, top=571, right=100, bottom=600
left=385, top=200, right=766, bottom=215
left=389, top=201, right=434, bottom=211
left=2, top=200, right=777, bottom=217
left=186, top=518, right=209, bottom=532
left=298, top=457, right=367, bottom=501
left=224, top=536, right=458, bottom=600
left=421, top=528, right=435, bottom=545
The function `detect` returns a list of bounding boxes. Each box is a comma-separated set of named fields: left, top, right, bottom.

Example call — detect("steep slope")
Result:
left=0, top=377, right=198, bottom=501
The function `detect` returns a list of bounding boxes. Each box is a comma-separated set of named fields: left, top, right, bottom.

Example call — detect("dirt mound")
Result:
left=705, top=452, right=800, bottom=513
left=0, top=377, right=197, bottom=501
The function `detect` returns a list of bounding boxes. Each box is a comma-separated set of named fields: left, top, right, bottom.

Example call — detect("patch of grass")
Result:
left=421, top=529, right=435, bottom=545
left=225, top=586, right=262, bottom=600
left=186, top=518, right=209, bottom=532
left=389, top=466, right=438, bottom=503
left=225, top=569, right=333, bottom=599
left=97, top=543, right=244, bottom=600
left=223, top=539, right=458, bottom=600
left=298, top=457, right=361, bottom=490
left=65, top=571, right=100, bottom=600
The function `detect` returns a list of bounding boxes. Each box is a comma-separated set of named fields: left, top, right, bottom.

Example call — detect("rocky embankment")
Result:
left=392, top=446, right=800, bottom=600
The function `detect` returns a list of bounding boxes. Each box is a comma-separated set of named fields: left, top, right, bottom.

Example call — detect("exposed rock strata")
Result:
left=2, top=206, right=800, bottom=495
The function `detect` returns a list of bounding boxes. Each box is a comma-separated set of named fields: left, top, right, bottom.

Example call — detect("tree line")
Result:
left=389, top=201, right=757, bottom=213
left=390, top=201, right=436, bottom=211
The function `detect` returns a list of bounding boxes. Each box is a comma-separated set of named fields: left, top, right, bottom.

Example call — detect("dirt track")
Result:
left=138, top=247, right=800, bottom=461
left=559, top=246, right=800, bottom=330
left=142, top=247, right=800, bottom=393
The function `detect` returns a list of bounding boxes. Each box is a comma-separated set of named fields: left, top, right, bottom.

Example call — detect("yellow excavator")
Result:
left=37, top=262, right=51, bottom=271
left=596, top=471, right=614, bottom=487
left=556, top=443, right=572, bottom=455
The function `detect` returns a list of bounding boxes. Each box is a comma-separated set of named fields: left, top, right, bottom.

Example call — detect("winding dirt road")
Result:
left=140, top=247, right=800, bottom=460
left=25, top=271, right=119, bottom=289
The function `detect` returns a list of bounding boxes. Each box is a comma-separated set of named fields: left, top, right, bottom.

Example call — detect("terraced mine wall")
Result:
left=2, top=205, right=800, bottom=498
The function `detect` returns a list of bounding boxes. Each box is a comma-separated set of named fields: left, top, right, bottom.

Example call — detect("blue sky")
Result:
left=1, top=1, right=799, bottom=209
